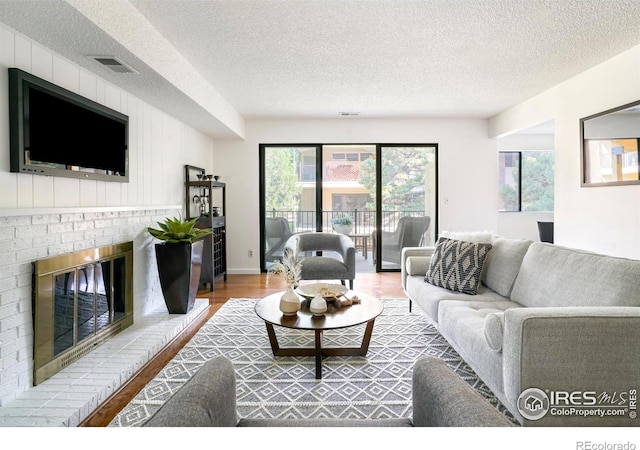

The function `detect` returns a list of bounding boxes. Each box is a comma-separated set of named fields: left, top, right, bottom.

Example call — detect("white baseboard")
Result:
left=227, top=268, right=262, bottom=275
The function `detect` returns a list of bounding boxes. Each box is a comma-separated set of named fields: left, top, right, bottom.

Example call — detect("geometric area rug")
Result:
left=109, top=298, right=518, bottom=426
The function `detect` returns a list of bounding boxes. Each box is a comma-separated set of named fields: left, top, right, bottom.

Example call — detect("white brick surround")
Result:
left=0, top=206, right=181, bottom=408
left=0, top=21, right=216, bottom=426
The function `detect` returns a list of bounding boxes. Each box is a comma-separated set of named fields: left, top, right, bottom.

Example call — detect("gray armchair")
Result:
left=373, top=216, right=431, bottom=265
left=265, top=217, right=293, bottom=263
left=284, top=232, right=356, bottom=289
left=143, top=355, right=513, bottom=427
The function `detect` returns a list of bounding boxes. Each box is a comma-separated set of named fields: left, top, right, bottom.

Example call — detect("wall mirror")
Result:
left=580, top=100, right=640, bottom=187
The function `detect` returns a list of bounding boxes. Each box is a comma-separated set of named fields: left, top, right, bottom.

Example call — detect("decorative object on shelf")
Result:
left=309, top=292, right=328, bottom=316
left=196, top=173, right=204, bottom=180
left=331, top=216, right=354, bottom=235
left=199, top=195, right=209, bottom=216
left=267, top=249, right=303, bottom=316
left=185, top=165, right=227, bottom=291
left=213, top=175, right=220, bottom=181
left=148, top=217, right=212, bottom=314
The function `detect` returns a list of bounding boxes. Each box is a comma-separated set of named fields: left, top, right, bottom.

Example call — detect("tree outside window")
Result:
left=359, top=147, right=433, bottom=212
left=264, top=147, right=303, bottom=212
left=499, top=151, right=554, bottom=212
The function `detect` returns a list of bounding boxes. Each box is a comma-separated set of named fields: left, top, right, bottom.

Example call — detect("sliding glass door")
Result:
left=321, top=145, right=376, bottom=266
left=260, top=143, right=437, bottom=273
left=375, top=145, right=437, bottom=270
left=260, top=145, right=320, bottom=270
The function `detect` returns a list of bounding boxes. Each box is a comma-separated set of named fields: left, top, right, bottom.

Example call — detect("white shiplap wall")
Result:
left=0, top=24, right=214, bottom=208
left=0, top=22, right=214, bottom=406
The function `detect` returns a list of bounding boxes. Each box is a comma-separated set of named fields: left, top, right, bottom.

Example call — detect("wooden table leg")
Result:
left=315, top=330, right=323, bottom=379
left=263, top=319, right=377, bottom=380
left=265, top=322, right=280, bottom=355
left=360, top=319, right=375, bottom=353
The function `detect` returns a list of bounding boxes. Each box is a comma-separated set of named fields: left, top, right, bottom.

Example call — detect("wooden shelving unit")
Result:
left=185, top=165, right=227, bottom=290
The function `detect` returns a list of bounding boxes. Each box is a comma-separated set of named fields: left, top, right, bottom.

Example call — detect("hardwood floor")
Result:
left=79, top=272, right=405, bottom=427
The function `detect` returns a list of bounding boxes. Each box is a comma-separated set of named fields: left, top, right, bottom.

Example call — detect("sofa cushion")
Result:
left=483, top=237, right=533, bottom=297
left=425, top=237, right=492, bottom=295
left=511, top=243, right=640, bottom=308
left=437, top=300, right=521, bottom=395
left=483, top=312, right=505, bottom=352
left=300, top=256, right=349, bottom=279
left=405, top=275, right=508, bottom=322
left=439, top=230, right=493, bottom=244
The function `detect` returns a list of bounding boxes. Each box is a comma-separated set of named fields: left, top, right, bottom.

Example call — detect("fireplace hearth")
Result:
left=32, top=242, right=133, bottom=385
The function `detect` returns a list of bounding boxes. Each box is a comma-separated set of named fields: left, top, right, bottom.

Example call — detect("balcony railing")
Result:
left=266, top=209, right=426, bottom=234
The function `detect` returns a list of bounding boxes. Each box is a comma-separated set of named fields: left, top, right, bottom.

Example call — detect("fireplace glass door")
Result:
left=52, top=257, right=129, bottom=356
left=34, top=243, right=133, bottom=385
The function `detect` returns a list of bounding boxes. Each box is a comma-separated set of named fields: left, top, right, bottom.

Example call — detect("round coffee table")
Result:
left=255, top=290, right=384, bottom=379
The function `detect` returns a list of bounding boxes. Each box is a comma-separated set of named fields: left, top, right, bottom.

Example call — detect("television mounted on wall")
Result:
left=8, top=68, right=129, bottom=182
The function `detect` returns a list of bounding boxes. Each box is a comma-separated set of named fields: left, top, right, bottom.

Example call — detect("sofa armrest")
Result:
left=412, top=356, right=513, bottom=427
left=401, top=246, right=435, bottom=290
left=143, top=356, right=238, bottom=427
left=502, top=307, right=640, bottom=426
left=406, top=256, right=432, bottom=276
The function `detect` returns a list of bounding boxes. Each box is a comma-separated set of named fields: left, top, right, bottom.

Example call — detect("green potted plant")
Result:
left=148, top=217, right=212, bottom=314
left=331, top=215, right=354, bottom=235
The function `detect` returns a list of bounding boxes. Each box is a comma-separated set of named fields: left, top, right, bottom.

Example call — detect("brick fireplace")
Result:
left=32, top=241, right=134, bottom=385
left=0, top=206, right=208, bottom=426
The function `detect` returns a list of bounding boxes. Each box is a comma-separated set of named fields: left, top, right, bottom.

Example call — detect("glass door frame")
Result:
left=259, top=144, right=322, bottom=272
left=259, top=143, right=439, bottom=273
left=375, top=143, right=439, bottom=272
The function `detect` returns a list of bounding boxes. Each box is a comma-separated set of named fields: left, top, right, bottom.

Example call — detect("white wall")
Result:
left=490, top=45, right=640, bottom=259
left=213, top=118, right=499, bottom=273
left=0, top=23, right=214, bottom=209
left=496, top=133, right=555, bottom=241
left=0, top=23, right=215, bottom=405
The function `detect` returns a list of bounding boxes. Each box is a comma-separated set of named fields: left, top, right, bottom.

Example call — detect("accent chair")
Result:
left=373, top=216, right=431, bottom=265
left=284, top=232, right=356, bottom=289
left=265, top=217, right=293, bottom=263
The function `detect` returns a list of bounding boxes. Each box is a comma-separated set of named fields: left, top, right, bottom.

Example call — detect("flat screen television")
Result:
left=9, top=68, right=129, bottom=182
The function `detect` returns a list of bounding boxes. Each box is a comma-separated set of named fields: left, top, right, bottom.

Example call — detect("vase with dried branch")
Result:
left=267, top=250, right=303, bottom=316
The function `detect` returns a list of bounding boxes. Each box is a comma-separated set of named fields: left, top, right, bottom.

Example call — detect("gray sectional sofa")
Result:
left=402, top=234, right=640, bottom=426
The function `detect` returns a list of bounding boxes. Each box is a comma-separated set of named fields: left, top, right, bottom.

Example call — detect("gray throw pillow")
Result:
left=424, top=237, right=492, bottom=295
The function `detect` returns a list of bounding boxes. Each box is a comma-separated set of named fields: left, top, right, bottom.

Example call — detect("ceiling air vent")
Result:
left=90, top=56, right=138, bottom=74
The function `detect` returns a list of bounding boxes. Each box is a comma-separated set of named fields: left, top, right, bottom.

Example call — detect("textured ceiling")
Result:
left=2, top=0, right=640, bottom=138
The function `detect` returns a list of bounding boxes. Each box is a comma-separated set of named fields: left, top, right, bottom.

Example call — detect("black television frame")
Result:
left=8, top=68, right=129, bottom=183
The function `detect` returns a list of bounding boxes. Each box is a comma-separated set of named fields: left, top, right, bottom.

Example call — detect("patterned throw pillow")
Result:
left=424, top=237, right=493, bottom=295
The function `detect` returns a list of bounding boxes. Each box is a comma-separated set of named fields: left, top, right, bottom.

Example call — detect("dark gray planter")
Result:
left=155, top=240, right=203, bottom=314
